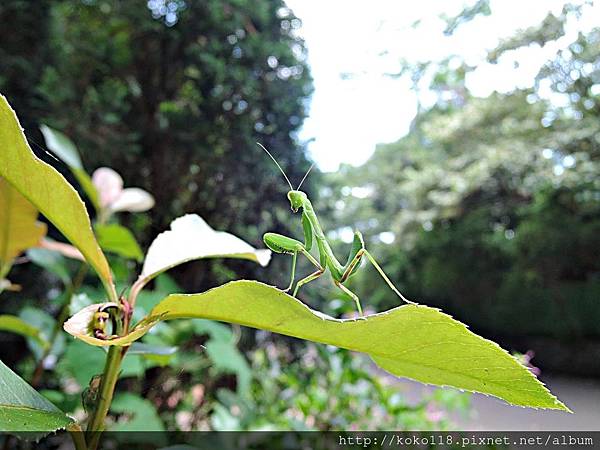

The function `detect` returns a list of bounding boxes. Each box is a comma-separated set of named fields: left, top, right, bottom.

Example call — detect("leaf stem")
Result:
left=127, top=275, right=146, bottom=310
left=85, top=345, right=123, bottom=450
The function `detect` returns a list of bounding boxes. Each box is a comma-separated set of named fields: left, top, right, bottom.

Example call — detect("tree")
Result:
left=323, top=3, right=600, bottom=374
left=0, top=0, right=314, bottom=291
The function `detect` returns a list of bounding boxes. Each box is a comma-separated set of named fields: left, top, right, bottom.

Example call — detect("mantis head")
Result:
left=287, top=190, right=307, bottom=213
left=257, top=142, right=314, bottom=212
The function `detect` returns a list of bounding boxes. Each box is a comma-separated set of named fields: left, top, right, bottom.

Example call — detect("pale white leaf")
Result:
left=39, top=124, right=83, bottom=170
left=63, top=302, right=114, bottom=338
left=0, top=278, right=18, bottom=292
left=109, top=188, right=155, bottom=213
left=140, top=214, right=271, bottom=282
left=63, top=302, right=161, bottom=347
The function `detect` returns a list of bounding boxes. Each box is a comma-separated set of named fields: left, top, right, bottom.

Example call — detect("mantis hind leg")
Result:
left=340, top=248, right=416, bottom=305
left=334, top=281, right=364, bottom=317
left=363, top=250, right=416, bottom=305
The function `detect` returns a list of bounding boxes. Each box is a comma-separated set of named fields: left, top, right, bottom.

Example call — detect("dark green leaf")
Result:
left=0, top=359, right=73, bottom=434
left=205, top=340, right=251, bottom=396
left=110, top=393, right=165, bottom=432
left=19, top=307, right=65, bottom=361
left=26, top=247, right=71, bottom=284
left=95, top=223, right=143, bottom=262
left=59, top=340, right=144, bottom=387
left=0, top=315, right=49, bottom=350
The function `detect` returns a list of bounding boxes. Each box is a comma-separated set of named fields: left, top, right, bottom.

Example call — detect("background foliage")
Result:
left=322, top=2, right=600, bottom=375
left=0, top=0, right=598, bottom=437
left=0, top=0, right=316, bottom=291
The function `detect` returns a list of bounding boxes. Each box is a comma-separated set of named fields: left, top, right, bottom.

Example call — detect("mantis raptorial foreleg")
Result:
left=264, top=230, right=324, bottom=293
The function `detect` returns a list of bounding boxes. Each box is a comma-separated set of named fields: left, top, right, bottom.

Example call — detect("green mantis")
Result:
left=88, top=304, right=122, bottom=340
left=259, top=143, right=415, bottom=316
left=87, top=294, right=131, bottom=340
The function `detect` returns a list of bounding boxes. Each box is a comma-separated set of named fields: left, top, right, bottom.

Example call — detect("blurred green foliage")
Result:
left=230, top=342, right=469, bottom=431
left=323, top=6, right=600, bottom=374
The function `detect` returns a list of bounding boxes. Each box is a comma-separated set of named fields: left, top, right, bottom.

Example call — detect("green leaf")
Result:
left=192, top=319, right=233, bottom=342
left=0, top=315, right=49, bottom=350
left=26, top=247, right=71, bottom=284
left=61, top=279, right=568, bottom=411
left=39, top=124, right=100, bottom=210
left=0, top=94, right=115, bottom=298
left=154, top=273, right=181, bottom=294
left=210, top=403, right=241, bottom=431
left=69, top=292, right=95, bottom=316
left=205, top=340, right=251, bottom=396
left=38, top=125, right=82, bottom=171
left=110, top=393, right=165, bottom=432
left=128, top=342, right=177, bottom=356
left=59, top=340, right=144, bottom=387
left=0, top=358, right=73, bottom=434
left=0, top=177, right=47, bottom=275
left=95, top=223, right=143, bottom=262
left=150, top=281, right=568, bottom=411
left=129, top=342, right=177, bottom=366
left=19, top=307, right=66, bottom=361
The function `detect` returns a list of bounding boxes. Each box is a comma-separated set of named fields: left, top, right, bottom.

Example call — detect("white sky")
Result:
left=284, top=0, right=599, bottom=172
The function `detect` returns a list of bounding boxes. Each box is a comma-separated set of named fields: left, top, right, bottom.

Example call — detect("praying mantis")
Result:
left=259, top=143, right=416, bottom=316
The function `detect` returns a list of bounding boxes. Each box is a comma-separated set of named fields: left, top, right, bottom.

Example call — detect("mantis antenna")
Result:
left=296, top=163, right=315, bottom=190
left=257, top=142, right=293, bottom=191
left=25, top=132, right=60, bottom=163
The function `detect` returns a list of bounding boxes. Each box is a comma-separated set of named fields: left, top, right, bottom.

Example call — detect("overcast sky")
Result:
left=284, top=0, right=599, bottom=172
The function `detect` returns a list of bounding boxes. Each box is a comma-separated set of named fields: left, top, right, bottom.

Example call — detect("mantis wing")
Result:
left=301, top=211, right=313, bottom=251
left=343, top=231, right=365, bottom=277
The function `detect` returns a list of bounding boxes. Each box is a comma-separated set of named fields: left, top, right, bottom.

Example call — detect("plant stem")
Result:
left=85, top=345, right=123, bottom=450
left=31, top=263, right=89, bottom=387
left=84, top=224, right=144, bottom=449
left=68, top=423, right=88, bottom=450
